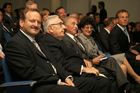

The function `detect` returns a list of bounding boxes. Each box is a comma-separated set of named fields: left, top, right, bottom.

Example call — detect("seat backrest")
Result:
left=1, top=59, right=12, bottom=82
left=0, top=59, right=36, bottom=93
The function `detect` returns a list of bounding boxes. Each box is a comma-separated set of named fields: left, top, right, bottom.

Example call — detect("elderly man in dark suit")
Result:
left=5, top=9, right=83, bottom=93
left=38, top=15, right=112, bottom=93
left=63, top=16, right=140, bottom=93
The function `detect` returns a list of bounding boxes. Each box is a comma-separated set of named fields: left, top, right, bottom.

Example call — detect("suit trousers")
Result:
left=32, top=76, right=111, bottom=93
left=32, top=84, right=80, bottom=93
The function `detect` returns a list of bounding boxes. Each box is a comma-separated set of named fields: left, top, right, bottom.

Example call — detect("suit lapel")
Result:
left=33, top=42, right=48, bottom=60
left=18, top=31, right=48, bottom=60
left=75, top=36, right=86, bottom=53
left=65, top=34, right=86, bottom=54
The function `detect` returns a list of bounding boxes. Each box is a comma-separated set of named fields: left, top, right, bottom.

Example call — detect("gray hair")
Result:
left=43, top=15, right=60, bottom=33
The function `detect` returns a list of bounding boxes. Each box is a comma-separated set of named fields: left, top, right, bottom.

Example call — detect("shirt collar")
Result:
left=104, top=28, right=110, bottom=34
left=65, top=32, right=76, bottom=42
left=6, top=13, right=12, bottom=18
left=117, top=24, right=126, bottom=31
left=20, top=29, right=35, bottom=42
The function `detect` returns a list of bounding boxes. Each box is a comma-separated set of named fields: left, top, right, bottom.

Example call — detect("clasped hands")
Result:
left=84, top=55, right=106, bottom=76
left=58, top=55, right=106, bottom=87
left=58, top=77, right=75, bottom=87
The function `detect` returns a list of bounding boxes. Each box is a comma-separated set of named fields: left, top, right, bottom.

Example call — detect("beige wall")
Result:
left=91, top=0, right=140, bottom=22
left=65, top=0, right=89, bottom=14
left=64, top=0, right=140, bottom=21
left=0, top=0, right=139, bottom=22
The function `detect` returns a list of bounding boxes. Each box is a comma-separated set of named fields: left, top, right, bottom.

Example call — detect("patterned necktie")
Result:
left=74, top=36, right=85, bottom=51
left=32, top=40, right=46, bottom=57
left=123, top=28, right=130, bottom=43
left=32, top=40, right=57, bottom=74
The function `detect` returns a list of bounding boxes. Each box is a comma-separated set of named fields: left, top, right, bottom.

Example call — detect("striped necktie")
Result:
left=74, top=36, right=85, bottom=51
left=123, top=28, right=130, bottom=43
left=32, top=40, right=46, bottom=57
left=32, top=40, right=57, bottom=74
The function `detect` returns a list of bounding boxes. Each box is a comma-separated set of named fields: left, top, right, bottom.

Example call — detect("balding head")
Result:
left=64, top=16, right=78, bottom=35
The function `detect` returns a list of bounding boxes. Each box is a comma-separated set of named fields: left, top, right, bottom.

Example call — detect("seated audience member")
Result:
left=110, top=9, right=130, bottom=54
left=0, top=9, right=4, bottom=87
left=69, top=12, right=80, bottom=23
left=80, top=16, right=140, bottom=83
left=2, top=2, right=18, bottom=36
left=25, top=0, right=38, bottom=10
left=38, top=15, right=113, bottom=93
left=132, top=22, right=140, bottom=44
left=55, top=7, right=67, bottom=20
left=127, top=22, right=136, bottom=45
left=63, top=16, right=140, bottom=93
left=40, top=8, right=50, bottom=32
left=40, top=8, right=50, bottom=22
left=109, top=9, right=140, bottom=75
left=130, top=44, right=140, bottom=55
left=91, top=13, right=105, bottom=52
left=5, top=9, right=82, bottom=93
left=99, top=17, right=117, bottom=53
left=0, top=8, right=11, bottom=49
left=126, top=43, right=140, bottom=75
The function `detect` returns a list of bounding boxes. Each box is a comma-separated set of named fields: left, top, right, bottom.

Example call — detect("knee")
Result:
left=120, top=64, right=127, bottom=71
left=120, top=64, right=127, bottom=75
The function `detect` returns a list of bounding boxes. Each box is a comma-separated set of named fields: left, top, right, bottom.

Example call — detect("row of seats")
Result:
left=0, top=59, right=36, bottom=93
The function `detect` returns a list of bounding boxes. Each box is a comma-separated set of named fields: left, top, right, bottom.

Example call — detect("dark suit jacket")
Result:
left=99, top=28, right=111, bottom=53
left=0, top=23, right=13, bottom=48
left=3, top=14, right=18, bottom=35
left=38, top=33, right=84, bottom=76
left=62, top=34, right=128, bottom=87
left=110, top=25, right=130, bottom=54
left=0, top=24, right=5, bottom=46
left=5, top=31, right=70, bottom=85
left=63, top=34, right=88, bottom=59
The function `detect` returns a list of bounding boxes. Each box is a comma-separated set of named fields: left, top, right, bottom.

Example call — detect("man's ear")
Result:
left=19, top=19, right=24, bottom=28
left=47, top=25, right=54, bottom=34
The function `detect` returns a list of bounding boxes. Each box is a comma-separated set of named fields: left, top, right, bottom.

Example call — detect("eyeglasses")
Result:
left=51, top=22, right=64, bottom=28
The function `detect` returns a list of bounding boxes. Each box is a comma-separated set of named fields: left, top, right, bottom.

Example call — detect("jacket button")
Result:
left=47, top=61, right=50, bottom=63
left=52, top=74, right=55, bottom=76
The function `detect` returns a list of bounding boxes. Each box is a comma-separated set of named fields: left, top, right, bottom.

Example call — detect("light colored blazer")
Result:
left=78, top=33, right=104, bottom=59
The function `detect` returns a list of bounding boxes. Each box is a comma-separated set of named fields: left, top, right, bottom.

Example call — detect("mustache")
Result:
left=31, top=26, right=40, bottom=30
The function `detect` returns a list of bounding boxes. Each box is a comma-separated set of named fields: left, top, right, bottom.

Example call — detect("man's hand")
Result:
left=58, top=81, right=69, bottom=86
left=92, top=55, right=104, bottom=65
left=136, top=55, right=140, bottom=61
left=0, top=51, right=5, bottom=61
left=65, top=78, right=75, bottom=87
